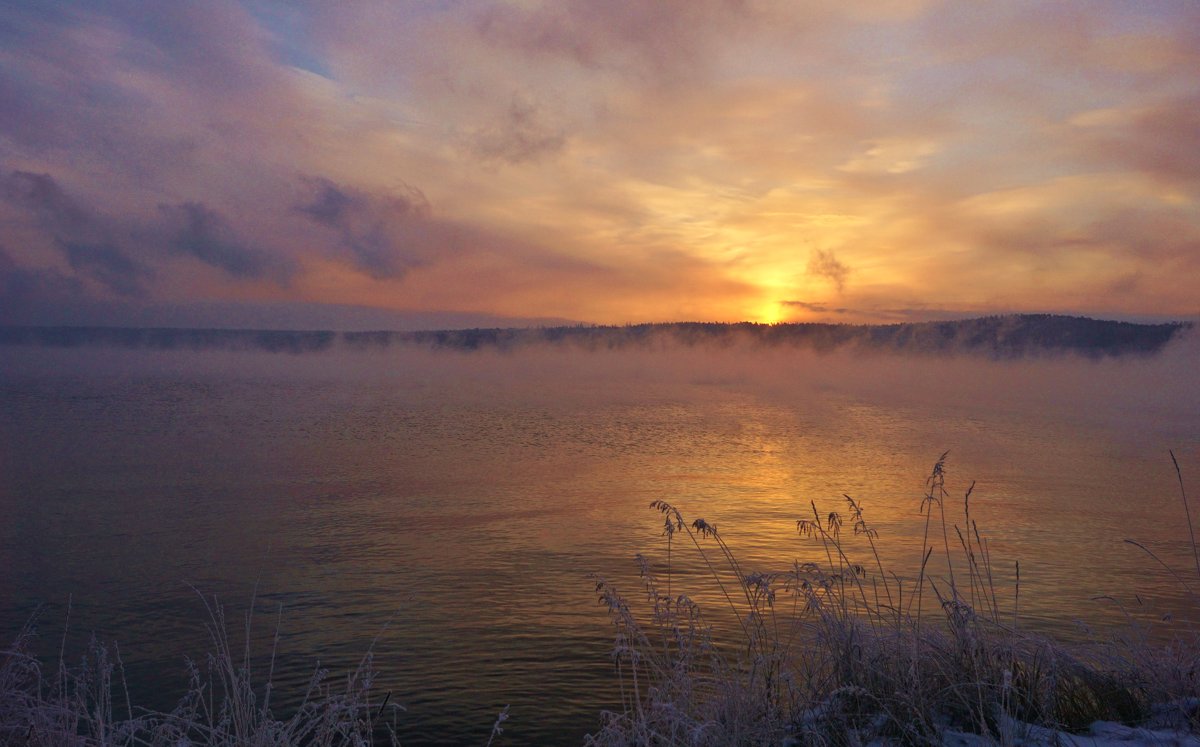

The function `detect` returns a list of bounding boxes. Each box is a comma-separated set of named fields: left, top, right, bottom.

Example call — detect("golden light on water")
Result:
left=3, top=327, right=1197, bottom=742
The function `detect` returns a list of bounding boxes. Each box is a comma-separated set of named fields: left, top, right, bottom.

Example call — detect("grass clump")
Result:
left=587, top=453, right=1200, bottom=745
left=0, top=592, right=400, bottom=746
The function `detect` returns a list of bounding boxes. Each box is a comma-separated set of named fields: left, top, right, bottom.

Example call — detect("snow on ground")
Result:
left=941, top=718, right=1200, bottom=747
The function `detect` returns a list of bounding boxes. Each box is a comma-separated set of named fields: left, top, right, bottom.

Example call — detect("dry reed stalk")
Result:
left=588, top=453, right=1199, bottom=746
left=1, top=594, right=401, bottom=747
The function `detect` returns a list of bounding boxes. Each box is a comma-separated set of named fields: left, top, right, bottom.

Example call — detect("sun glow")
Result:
left=754, top=300, right=789, bottom=325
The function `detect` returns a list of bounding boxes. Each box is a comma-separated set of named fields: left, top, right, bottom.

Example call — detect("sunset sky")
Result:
left=2, top=1, right=1198, bottom=329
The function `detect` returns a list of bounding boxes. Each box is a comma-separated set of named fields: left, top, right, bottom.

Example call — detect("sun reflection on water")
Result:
left=1, top=341, right=1197, bottom=743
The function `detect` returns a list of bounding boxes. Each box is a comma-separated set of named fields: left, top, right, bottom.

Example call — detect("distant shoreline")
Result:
left=0, top=314, right=1191, bottom=358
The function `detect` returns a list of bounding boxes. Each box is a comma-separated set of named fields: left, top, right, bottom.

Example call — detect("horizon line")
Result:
left=0, top=312, right=1193, bottom=337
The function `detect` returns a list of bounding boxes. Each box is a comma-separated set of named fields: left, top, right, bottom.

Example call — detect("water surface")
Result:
left=2, top=338, right=1198, bottom=743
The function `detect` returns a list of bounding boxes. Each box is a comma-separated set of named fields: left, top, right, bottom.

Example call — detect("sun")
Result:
left=754, top=300, right=789, bottom=325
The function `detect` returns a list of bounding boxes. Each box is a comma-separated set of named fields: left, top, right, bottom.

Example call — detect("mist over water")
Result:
left=1, top=330, right=1198, bottom=744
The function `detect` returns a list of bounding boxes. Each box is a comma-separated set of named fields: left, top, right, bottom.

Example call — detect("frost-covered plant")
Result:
left=0, top=593, right=401, bottom=746
left=588, top=454, right=1197, bottom=746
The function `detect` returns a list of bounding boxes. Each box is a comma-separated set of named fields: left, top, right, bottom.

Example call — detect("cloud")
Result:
left=1, top=170, right=153, bottom=297
left=62, top=242, right=151, bottom=298
left=0, top=244, right=85, bottom=322
left=1106, top=271, right=1142, bottom=296
left=470, top=96, right=567, bottom=164
left=1078, top=93, right=1200, bottom=188
left=936, top=176, right=1200, bottom=309
left=782, top=301, right=850, bottom=314
left=806, top=249, right=850, bottom=292
left=113, top=2, right=279, bottom=96
left=1, top=170, right=94, bottom=233
left=471, top=0, right=761, bottom=81
left=159, top=202, right=292, bottom=282
left=782, top=300, right=968, bottom=323
left=295, top=176, right=439, bottom=279
left=295, top=179, right=358, bottom=228
left=0, top=7, right=199, bottom=175
left=783, top=298, right=993, bottom=324
left=838, top=138, right=938, bottom=175
left=2, top=2, right=1198, bottom=326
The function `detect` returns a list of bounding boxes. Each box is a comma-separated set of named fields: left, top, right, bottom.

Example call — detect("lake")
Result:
left=2, top=334, right=1198, bottom=744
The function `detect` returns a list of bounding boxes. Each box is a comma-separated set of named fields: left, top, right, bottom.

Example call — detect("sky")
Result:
left=1, top=0, right=1198, bottom=329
